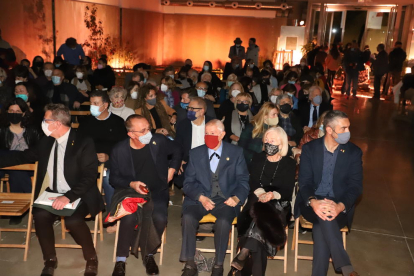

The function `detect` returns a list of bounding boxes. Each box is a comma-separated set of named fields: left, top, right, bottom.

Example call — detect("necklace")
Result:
left=258, top=158, right=280, bottom=187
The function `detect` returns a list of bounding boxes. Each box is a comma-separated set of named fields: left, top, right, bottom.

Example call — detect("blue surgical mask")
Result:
left=287, top=93, right=293, bottom=98
left=139, top=131, right=152, bottom=145
left=313, top=95, right=322, bottom=105
left=54, top=63, right=61, bottom=68
left=227, top=81, right=234, bottom=87
left=319, top=124, right=324, bottom=131
left=16, top=94, right=28, bottom=102
left=143, top=78, right=147, bottom=84
left=187, top=110, right=197, bottom=121
left=333, top=130, right=350, bottom=144
left=180, top=102, right=189, bottom=109
left=51, top=76, right=61, bottom=85
left=203, top=65, right=209, bottom=71
left=197, top=89, right=206, bottom=97
left=288, top=80, right=296, bottom=84
left=90, top=104, right=104, bottom=117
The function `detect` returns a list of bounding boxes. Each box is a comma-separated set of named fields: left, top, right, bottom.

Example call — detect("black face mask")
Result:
left=264, top=143, right=279, bottom=156
left=236, top=103, right=249, bottom=112
left=34, top=61, right=43, bottom=68
left=7, top=113, right=23, bottom=125
left=279, top=103, right=292, bottom=114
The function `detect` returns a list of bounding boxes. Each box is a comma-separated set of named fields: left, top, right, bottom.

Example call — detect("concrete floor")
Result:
left=1, top=90, right=414, bottom=276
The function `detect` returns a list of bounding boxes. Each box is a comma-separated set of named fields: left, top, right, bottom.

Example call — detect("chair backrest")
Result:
left=70, top=111, right=91, bottom=116
left=81, top=101, right=91, bottom=106
left=97, top=164, right=105, bottom=192
left=71, top=123, right=79, bottom=129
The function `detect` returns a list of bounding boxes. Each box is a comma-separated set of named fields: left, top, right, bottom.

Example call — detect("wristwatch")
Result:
left=307, top=196, right=317, bottom=207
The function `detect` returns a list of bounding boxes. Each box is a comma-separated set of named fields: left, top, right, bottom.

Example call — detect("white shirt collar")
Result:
left=57, top=128, right=71, bottom=145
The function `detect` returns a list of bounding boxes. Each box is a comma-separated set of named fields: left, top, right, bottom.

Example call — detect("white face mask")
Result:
left=169, top=74, right=174, bottom=80
left=139, top=131, right=152, bottom=145
left=76, top=72, right=84, bottom=79
left=41, top=120, right=55, bottom=137
left=44, top=69, right=53, bottom=77
left=15, top=80, right=23, bottom=84
left=131, top=91, right=138, bottom=100
left=231, top=89, right=241, bottom=98
left=161, top=84, right=168, bottom=92
left=270, top=95, right=278, bottom=104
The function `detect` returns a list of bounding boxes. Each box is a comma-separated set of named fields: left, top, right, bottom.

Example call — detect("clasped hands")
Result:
left=199, top=195, right=238, bottom=211
left=310, top=198, right=345, bottom=221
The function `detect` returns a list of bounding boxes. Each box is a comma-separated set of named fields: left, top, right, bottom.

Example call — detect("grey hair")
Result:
left=201, top=72, right=212, bottom=82
left=44, top=103, right=71, bottom=127
left=323, top=110, right=348, bottom=132
left=206, top=119, right=225, bottom=133
left=309, top=85, right=323, bottom=98
left=188, top=69, right=198, bottom=79
left=108, top=86, right=128, bottom=100
left=263, top=127, right=289, bottom=157
left=275, top=94, right=293, bottom=106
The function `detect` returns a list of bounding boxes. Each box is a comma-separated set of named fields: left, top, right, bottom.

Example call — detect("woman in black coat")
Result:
left=229, top=126, right=296, bottom=276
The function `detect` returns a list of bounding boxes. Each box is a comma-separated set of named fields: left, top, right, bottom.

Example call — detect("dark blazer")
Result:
left=175, top=115, right=213, bottom=162
left=0, top=129, right=104, bottom=216
left=294, top=138, right=363, bottom=227
left=182, top=142, right=250, bottom=209
left=110, top=134, right=182, bottom=192
left=297, top=101, right=333, bottom=127
left=372, top=50, right=389, bottom=76
left=173, top=104, right=188, bottom=124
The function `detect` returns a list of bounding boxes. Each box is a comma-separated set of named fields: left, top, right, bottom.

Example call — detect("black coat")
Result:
left=388, top=47, right=407, bottom=72
left=92, top=66, right=116, bottom=90
left=297, top=101, right=333, bottom=128
left=0, top=129, right=104, bottom=216
left=373, top=50, right=389, bottom=76
left=0, top=126, right=43, bottom=150
left=109, top=135, right=182, bottom=193
left=294, top=137, right=363, bottom=227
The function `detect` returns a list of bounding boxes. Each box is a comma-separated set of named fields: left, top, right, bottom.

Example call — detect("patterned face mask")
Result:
left=264, top=143, right=279, bottom=156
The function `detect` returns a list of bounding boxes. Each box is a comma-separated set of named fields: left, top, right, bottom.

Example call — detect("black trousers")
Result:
left=180, top=196, right=239, bottom=265
left=374, top=74, right=385, bottom=98
left=239, top=238, right=269, bottom=276
left=327, top=70, right=336, bottom=88
left=299, top=202, right=351, bottom=276
left=116, top=190, right=168, bottom=258
left=32, top=204, right=96, bottom=260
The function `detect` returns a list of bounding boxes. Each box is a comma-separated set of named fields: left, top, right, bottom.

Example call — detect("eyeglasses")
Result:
left=195, top=86, right=207, bottom=91
left=236, top=100, right=250, bottom=105
left=186, top=106, right=202, bottom=111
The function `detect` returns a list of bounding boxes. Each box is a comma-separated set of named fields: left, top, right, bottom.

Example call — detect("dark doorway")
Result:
left=343, top=11, right=367, bottom=46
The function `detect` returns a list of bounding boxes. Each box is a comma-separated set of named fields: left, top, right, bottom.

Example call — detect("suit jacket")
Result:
left=182, top=142, right=250, bottom=209
left=228, top=45, right=246, bottom=67
left=294, top=138, right=363, bottom=227
left=0, top=129, right=104, bottom=216
left=297, top=101, right=333, bottom=127
left=175, top=115, right=213, bottom=162
left=109, top=134, right=182, bottom=192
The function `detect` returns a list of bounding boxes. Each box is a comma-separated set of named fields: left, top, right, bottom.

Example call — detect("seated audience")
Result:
left=262, top=60, right=278, bottom=88
left=298, top=85, right=333, bottom=130
left=223, top=59, right=243, bottom=80
left=282, top=83, right=299, bottom=110
left=242, top=58, right=260, bottom=78
left=35, top=62, right=54, bottom=95
left=176, top=66, right=192, bottom=89
left=108, top=86, right=135, bottom=121
left=49, top=69, right=82, bottom=109
left=232, top=127, right=295, bottom=276
left=194, top=82, right=216, bottom=119
left=180, top=119, right=249, bottom=276
left=71, top=65, right=91, bottom=101
left=276, top=94, right=303, bottom=147
left=218, top=82, right=243, bottom=120
left=160, top=76, right=180, bottom=108
left=268, top=88, right=283, bottom=104
left=198, top=60, right=222, bottom=91
left=219, top=73, right=238, bottom=104
left=125, top=81, right=140, bottom=110
left=187, top=69, right=199, bottom=87
left=174, top=88, right=193, bottom=124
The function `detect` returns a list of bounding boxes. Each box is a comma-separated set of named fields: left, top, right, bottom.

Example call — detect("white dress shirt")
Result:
left=47, top=129, right=71, bottom=193
left=191, top=120, right=205, bottom=149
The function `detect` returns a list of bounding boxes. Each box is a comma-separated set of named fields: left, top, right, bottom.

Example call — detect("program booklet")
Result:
left=33, top=191, right=81, bottom=216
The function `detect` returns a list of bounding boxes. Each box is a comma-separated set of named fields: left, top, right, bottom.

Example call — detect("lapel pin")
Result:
left=340, top=149, right=345, bottom=153
left=71, top=140, right=74, bottom=146
left=226, top=157, right=230, bottom=161
left=153, top=141, right=156, bottom=145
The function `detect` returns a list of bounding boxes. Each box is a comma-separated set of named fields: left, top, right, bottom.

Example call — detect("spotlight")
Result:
left=332, top=28, right=337, bottom=33
left=186, top=1, right=193, bottom=6
left=299, top=20, right=305, bottom=26
left=209, top=1, right=216, bottom=7
left=162, top=0, right=170, bottom=5
left=231, top=2, right=239, bottom=8
left=255, top=2, right=262, bottom=9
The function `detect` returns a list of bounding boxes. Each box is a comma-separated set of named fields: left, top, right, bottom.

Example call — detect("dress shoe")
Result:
left=349, top=272, right=360, bottom=276
left=211, top=265, right=224, bottom=276
left=144, top=255, right=159, bottom=275
left=112, top=261, right=126, bottom=276
left=84, top=257, right=98, bottom=276
left=40, top=258, right=58, bottom=276
left=196, top=236, right=206, bottom=241
left=181, top=264, right=198, bottom=276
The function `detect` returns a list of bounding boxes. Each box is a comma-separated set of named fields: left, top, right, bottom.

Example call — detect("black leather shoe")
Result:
left=144, top=255, right=159, bottom=275
left=84, top=257, right=98, bottom=276
left=211, top=265, right=224, bottom=276
left=181, top=264, right=198, bottom=276
left=40, top=259, right=58, bottom=276
left=112, top=261, right=126, bottom=276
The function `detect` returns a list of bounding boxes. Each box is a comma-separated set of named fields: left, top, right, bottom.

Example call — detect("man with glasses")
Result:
left=0, top=103, right=104, bottom=276
left=194, top=82, right=216, bottom=119
left=110, top=114, right=182, bottom=276
left=77, top=90, right=127, bottom=220
left=175, top=97, right=213, bottom=188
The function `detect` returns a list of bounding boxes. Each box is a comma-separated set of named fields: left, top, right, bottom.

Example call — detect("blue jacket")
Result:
left=294, top=137, right=363, bottom=227
left=183, top=142, right=250, bottom=209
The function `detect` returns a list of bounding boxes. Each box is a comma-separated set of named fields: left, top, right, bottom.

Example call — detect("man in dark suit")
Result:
left=180, top=119, right=250, bottom=276
left=110, top=115, right=182, bottom=276
left=294, top=110, right=363, bottom=276
left=298, top=85, right=333, bottom=130
left=175, top=97, right=213, bottom=188
left=0, top=103, right=103, bottom=276
left=228, top=37, right=246, bottom=68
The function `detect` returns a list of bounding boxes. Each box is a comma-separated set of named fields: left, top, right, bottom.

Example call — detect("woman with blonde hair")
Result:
left=135, top=84, right=177, bottom=138
left=238, top=102, right=279, bottom=165
left=230, top=127, right=296, bottom=276
left=219, top=73, right=238, bottom=104
left=223, top=92, right=253, bottom=145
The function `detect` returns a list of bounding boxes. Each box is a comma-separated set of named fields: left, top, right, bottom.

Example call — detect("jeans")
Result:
left=102, top=168, right=114, bottom=210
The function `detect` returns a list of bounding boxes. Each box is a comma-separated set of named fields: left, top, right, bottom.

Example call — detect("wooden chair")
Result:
left=69, top=111, right=91, bottom=116
left=71, top=123, right=79, bottom=129
left=267, top=226, right=289, bottom=273
left=0, top=174, right=10, bottom=192
left=0, top=162, right=38, bottom=261
left=56, top=164, right=105, bottom=249
left=195, top=213, right=237, bottom=266
left=81, top=101, right=91, bottom=106
left=292, top=215, right=348, bottom=272
left=113, top=221, right=166, bottom=265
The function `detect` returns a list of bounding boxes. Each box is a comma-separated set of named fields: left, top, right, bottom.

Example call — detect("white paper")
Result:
left=34, top=191, right=80, bottom=210
left=1, top=200, right=14, bottom=204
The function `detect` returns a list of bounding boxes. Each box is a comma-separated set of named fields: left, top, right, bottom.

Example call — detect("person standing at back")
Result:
left=386, top=41, right=407, bottom=95
left=246, top=38, right=260, bottom=66
left=228, top=38, right=246, bottom=69
left=372, top=44, right=389, bottom=99
left=342, top=41, right=360, bottom=99
left=57, top=37, right=85, bottom=66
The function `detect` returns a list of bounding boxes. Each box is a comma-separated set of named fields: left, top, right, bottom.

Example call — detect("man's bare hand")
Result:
left=199, top=195, right=215, bottom=211
left=310, top=199, right=333, bottom=221
left=49, top=196, right=70, bottom=210
left=97, top=153, right=109, bottom=163
left=168, top=168, right=175, bottom=183
left=323, top=199, right=345, bottom=221
left=130, top=181, right=148, bottom=194
left=178, top=161, right=187, bottom=175
left=224, top=197, right=238, bottom=207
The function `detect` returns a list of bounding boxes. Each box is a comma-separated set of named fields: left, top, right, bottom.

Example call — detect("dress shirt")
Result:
left=308, top=104, right=320, bottom=127
left=47, top=129, right=71, bottom=193
left=207, top=142, right=223, bottom=173
left=191, top=119, right=206, bottom=149
left=315, top=144, right=339, bottom=198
